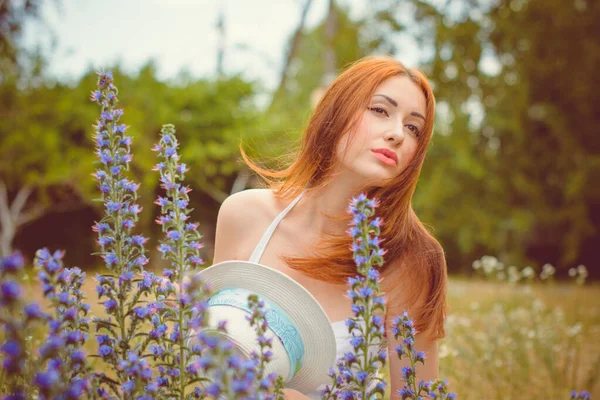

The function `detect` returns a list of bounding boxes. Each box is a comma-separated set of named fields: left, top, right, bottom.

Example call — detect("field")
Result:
left=19, top=271, right=600, bottom=399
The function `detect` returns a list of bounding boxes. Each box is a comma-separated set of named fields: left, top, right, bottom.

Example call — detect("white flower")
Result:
left=481, top=255, right=499, bottom=275
left=507, top=266, right=520, bottom=284
left=439, top=342, right=451, bottom=359
left=532, top=299, right=546, bottom=312
left=567, top=323, right=582, bottom=337
left=540, top=263, right=555, bottom=280
left=521, top=266, right=535, bottom=279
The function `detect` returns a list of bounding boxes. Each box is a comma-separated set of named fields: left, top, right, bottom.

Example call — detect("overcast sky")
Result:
left=22, top=0, right=419, bottom=92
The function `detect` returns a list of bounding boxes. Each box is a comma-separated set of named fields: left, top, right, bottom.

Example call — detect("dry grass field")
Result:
left=17, top=268, right=600, bottom=399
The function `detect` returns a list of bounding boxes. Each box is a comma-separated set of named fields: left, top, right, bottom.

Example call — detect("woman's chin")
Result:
left=356, top=170, right=396, bottom=188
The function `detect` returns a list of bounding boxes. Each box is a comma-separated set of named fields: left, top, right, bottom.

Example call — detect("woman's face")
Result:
left=335, top=75, right=426, bottom=188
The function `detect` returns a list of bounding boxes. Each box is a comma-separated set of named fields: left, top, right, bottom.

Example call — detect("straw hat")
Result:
left=194, top=260, right=337, bottom=394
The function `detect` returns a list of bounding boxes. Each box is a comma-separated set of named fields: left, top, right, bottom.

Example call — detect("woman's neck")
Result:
left=292, top=170, right=372, bottom=236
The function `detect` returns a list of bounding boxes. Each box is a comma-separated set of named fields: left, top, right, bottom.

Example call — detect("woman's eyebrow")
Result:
left=372, top=94, right=426, bottom=121
left=373, top=94, right=397, bottom=107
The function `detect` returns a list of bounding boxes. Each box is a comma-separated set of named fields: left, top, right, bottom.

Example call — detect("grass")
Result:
left=16, top=270, right=600, bottom=399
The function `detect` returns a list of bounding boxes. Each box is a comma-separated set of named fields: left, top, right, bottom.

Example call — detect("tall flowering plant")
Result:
left=142, top=123, right=208, bottom=397
left=150, top=123, right=284, bottom=399
left=321, top=194, right=457, bottom=400
left=89, top=72, right=281, bottom=398
left=321, top=194, right=388, bottom=399
left=90, top=70, right=161, bottom=398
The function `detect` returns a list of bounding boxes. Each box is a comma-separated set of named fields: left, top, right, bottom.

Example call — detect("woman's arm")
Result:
left=212, top=192, right=245, bottom=264
left=282, top=388, right=312, bottom=399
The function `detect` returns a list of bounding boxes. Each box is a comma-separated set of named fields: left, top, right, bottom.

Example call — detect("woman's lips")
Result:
left=371, top=150, right=398, bottom=166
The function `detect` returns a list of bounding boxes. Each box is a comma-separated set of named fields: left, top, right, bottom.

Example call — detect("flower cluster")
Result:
left=0, top=251, right=36, bottom=398
left=571, top=390, right=591, bottom=400
left=322, top=194, right=388, bottom=399
left=152, top=123, right=205, bottom=282
left=321, top=193, right=459, bottom=400
left=138, top=123, right=208, bottom=397
left=392, top=311, right=454, bottom=400
left=149, top=124, right=284, bottom=398
left=33, top=248, right=94, bottom=398
left=246, top=294, right=286, bottom=398
left=183, top=291, right=286, bottom=399
left=472, top=255, right=589, bottom=286
left=90, top=69, right=157, bottom=398
left=568, top=265, right=588, bottom=285
left=0, top=250, right=93, bottom=399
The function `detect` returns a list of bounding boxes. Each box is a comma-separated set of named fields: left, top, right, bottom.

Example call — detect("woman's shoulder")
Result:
left=219, top=188, right=280, bottom=218
left=216, top=188, right=286, bottom=234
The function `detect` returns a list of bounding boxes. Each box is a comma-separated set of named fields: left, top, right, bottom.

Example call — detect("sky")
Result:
left=22, top=0, right=415, bottom=92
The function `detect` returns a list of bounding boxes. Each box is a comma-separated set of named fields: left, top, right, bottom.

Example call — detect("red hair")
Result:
left=240, top=55, right=447, bottom=340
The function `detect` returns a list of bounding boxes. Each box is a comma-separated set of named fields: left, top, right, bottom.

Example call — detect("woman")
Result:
left=212, top=55, right=448, bottom=399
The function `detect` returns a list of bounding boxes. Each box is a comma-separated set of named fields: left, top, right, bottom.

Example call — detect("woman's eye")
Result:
left=406, top=124, right=421, bottom=137
left=368, top=106, right=388, bottom=117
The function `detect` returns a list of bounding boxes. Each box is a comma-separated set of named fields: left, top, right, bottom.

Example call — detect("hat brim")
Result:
left=196, top=260, right=337, bottom=393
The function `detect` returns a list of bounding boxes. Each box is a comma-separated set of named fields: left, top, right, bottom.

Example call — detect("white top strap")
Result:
left=248, top=189, right=306, bottom=264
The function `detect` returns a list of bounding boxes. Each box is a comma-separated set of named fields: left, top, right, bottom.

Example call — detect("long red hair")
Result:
left=240, top=55, right=447, bottom=340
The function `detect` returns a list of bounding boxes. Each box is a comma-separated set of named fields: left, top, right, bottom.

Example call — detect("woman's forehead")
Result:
left=371, top=75, right=426, bottom=115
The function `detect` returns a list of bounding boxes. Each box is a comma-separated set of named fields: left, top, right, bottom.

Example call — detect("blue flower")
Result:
left=149, top=345, right=164, bottom=356
left=105, top=201, right=122, bottom=212
left=34, top=369, right=60, bottom=389
left=103, top=253, right=119, bottom=266
left=99, top=151, right=112, bottom=165
left=369, top=217, right=382, bottom=228
left=114, top=123, right=127, bottom=134
left=99, top=345, right=113, bottom=357
left=90, top=90, right=102, bottom=101
left=120, top=380, right=135, bottom=393
left=103, top=299, right=117, bottom=311
left=414, top=351, right=426, bottom=364
left=24, top=303, right=43, bottom=319
left=350, top=336, right=364, bottom=348
left=134, top=307, right=149, bottom=319
left=205, top=383, right=221, bottom=397
left=367, top=268, right=380, bottom=280
left=165, top=147, right=177, bottom=158
left=372, top=314, right=384, bottom=327
left=398, top=387, right=415, bottom=399
left=167, top=230, right=181, bottom=241
left=401, top=366, right=414, bottom=381
left=0, top=281, right=21, bottom=303
left=94, top=222, right=110, bottom=233
left=120, top=271, right=134, bottom=283
left=1, top=340, right=22, bottom=358
left=356, top=371, right=368, bottom=384
left=159, top=243, right=173, bottom=256
left=358, top=286, right=373, bottom=298
left=146, top=382, right=159, bottom=392
left=1, top=252, right=24, bottom=272
left=131, top=235, right=147, bottom=246
left=71, top=350, right=86, bottom=363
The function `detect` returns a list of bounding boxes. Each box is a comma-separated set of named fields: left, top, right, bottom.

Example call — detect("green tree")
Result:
left=400, top=0, right=600, bottom=273
left=1, top=60, right=263, bottom=261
